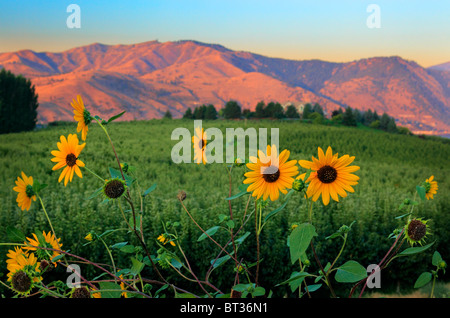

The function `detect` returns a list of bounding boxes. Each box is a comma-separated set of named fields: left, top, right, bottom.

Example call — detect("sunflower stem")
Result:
left=98, top=236, right=117, bottom=283
left=83, top=166, right=105, bottom=182
left=37, top=194, right=67, bottom=266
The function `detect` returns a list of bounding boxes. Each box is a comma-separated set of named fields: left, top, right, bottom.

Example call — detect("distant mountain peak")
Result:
left=0, top=40, right=448, bottom=135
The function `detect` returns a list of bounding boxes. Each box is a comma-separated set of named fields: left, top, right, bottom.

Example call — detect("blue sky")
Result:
left=0, top=0, right=448, bottom=67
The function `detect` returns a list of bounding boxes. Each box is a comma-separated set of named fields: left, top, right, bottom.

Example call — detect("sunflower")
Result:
left=157, top=234, right=176, bottom=246
left=423, top=175, right=438, bottom=200
left=6, top=247, right=29, bottom=271
left=404, top=218, right=431, bottom=246
left=192, top=127, right=207, bottom=164
left=298, top=146, right=359, bottom=205
left=24, top=231, right=63, bottom=266
left=243, top=144, right=298, bottom=201
left=51, top=134, right=86, bottom=186
left=71, top=94, right=91, bottom=141
left=13, top=172, right=37, bottom=211
left=7, top=252, right=41, bottom=295
left=119, top=274, right=129, bottom=298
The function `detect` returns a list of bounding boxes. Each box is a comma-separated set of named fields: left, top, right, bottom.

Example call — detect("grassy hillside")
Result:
left=0, top=119, right=448, bottom=297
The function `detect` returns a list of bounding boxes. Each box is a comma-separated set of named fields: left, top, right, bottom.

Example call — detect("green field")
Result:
left=1, top=119, right=449, bottom=297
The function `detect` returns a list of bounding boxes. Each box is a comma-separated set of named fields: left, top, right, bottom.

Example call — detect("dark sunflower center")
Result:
left=25, top=185, right=35, bottom=198
left=199, top=139, right=206, bottom=149
left=66, top=153, right=78, bottom=167
left=262, top=165, right=280, bottom=183
left=317, top=165, right=337, bottom=183
left=71, top=286, right=91, bottom=298
left=408, top=219, right=427, bottom=241
left=11, top=271, right=32, bottom=293
left=104, top=179, right=125, bottom=199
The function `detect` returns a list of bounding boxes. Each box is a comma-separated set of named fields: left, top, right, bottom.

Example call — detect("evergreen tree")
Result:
left=363, top=109, right=374, bottom=125
left=182, top=107, right=193, bottom=119
left=265, top=102, right=285, bottom=119
left=312, top=103, right=324, bottom=116
left=204, top=104, right=218, bottom=120
left=285, top=105, right=299, bottom=118
left=222, top=100, right=241, bottom=119
left=0, top=69, right=39, bottom=134
left=331, top=108, right=343, bottom=118
left=386, top=117, right=398, bottom=133
left=193, top=105, right=206, bottom=119
left=379, top=112, right=391, bottom=131
left=254, top=101, right=266, bottom=118
left=342, top=106, right=357, bottom=126
left=302, top=103, right=312, bottom=120
left=163, top=110, right=172, bottom=119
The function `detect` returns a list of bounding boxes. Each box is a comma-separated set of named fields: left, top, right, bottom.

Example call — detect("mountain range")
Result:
left=0, top=40, right=449, bottom=135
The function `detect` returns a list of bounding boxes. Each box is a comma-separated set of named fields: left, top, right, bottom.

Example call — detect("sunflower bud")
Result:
left=292, top=179, right=305, bottom=192
left=438, top=260, right=447, bottom=271
left=234, top=158, right=245, bottom=167
left=177, top=190, right=187, bottom=201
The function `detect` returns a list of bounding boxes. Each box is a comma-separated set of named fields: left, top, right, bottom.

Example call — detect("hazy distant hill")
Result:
left=1, top=40, right=449, bottom=135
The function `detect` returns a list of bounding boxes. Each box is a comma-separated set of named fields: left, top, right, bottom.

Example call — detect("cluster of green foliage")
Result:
left=0, top=119, right=448, bottom=297
left=180, top=101, right=407, bottom=139
left=182, top=104, right=218, bottom=120
left=0, top=69, right=39, bottom=134
left=331, top=107, right=402, bottom=134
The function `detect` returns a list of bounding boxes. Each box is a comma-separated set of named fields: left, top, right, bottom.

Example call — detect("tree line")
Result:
left=177, top=100, right=410, bottom=135
left=0, top=69, right=39, bottom=134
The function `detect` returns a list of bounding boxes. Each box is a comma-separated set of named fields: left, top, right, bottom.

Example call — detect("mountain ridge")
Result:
left=0, top=40, right=449, bottom=135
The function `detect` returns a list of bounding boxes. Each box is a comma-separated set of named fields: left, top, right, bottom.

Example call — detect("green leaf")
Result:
left=264, top=200, right=288, bottom=223
left=226, top=220, right=235, bottom=229
left=289, top=223, right=318, bottom=264
left=109, top=167, right=134, bottom=187
left=51, top=254, right=65, bottom=262
left=432, top=251, right=443, bottom=266
left=276, top=271, right=311, bottom=288
left=306, top=284, right=322, bottom=293
left=98, top=282, right=122, bottom=298
left=335, top=260, right=367, bottom=283
left=130, top=257, right=145, bottom=276
left=414, top=272, right=432, bottom=288
left=110, top=242, right=128, bottom=249
left=210, top=255, right=230, bottom=268
left=395, top=212, right=412, bottom=219
left=197, top=226, right=220, bottom=242
left=6, top=226, right=26, bottom=243
left=32, top=180, right=47, bottom=194
left=252, top=286, right=266, bottom=297
left=98, top=229, right=116, bottom=238
left=120, top=245, right=136, bottom=253
left=233, top=232, right=250, bottom=245
left=142, top=183, right=157, bottom=197
left=107, top=111, right=126, bottom=124
left=225, top=186, right=249, bottom=200
left=232, top=284, right=249, bottom=292
left=399, top=242, right=435, bottom=256
left=86, top=187, right=103, bottom=200
left=416, top=185, right=426, bottom=201
left=154, top=284, right=169, bottom=297
left=170, top=258, right=183, bottom=270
